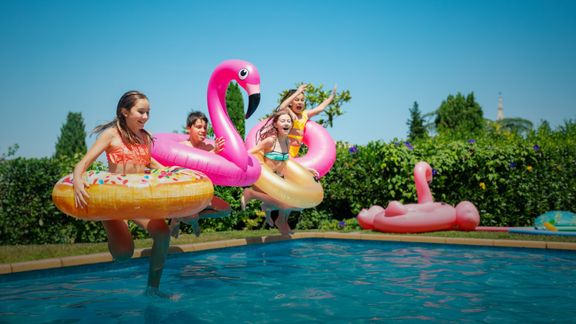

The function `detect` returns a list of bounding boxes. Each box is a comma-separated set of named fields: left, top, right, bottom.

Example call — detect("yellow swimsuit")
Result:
left=288, top=110, right=308, bottom=157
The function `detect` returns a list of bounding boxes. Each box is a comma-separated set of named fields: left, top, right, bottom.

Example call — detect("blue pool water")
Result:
left=1, top=239, right=575, bottom=323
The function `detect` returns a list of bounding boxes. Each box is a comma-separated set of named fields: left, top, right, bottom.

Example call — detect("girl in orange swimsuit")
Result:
left=277, top=83, right=337, bottom=157
left=72, top=90, right=171, bottom=297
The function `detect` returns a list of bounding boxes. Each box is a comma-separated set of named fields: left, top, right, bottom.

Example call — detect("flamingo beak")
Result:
left=246, top=93, right=260, bottom=119
left=245, top=82, right=260, bottom=119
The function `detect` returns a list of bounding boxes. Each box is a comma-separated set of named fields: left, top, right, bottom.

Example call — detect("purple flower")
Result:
left=404, top=141, right=413, bottom=151
left=338, top=221, right=346, bottom=228
left=468, top=139, right=476, bottom=144
left=533, top=144, right=540, bottom=151
left=432, top=169, right=438, bottom=176
left=509, top=162, right=517, bottom=169
left=348, top=146, right=358, bottom=154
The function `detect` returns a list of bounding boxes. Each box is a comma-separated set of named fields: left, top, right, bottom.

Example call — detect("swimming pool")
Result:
left=1, top=239, right=575, bottom=322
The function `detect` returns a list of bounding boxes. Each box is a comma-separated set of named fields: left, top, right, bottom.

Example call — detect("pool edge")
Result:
left=2, top=232, right=576, bottom=275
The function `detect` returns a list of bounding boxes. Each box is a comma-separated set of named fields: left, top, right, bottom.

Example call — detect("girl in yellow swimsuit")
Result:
left=72, top=91, right=171, bottom=298
left=277, top=83, right=337, bottom=157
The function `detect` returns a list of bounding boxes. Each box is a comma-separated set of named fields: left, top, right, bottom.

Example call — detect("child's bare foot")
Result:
left=274, top=216, right=291, bottom=236
left=178, top=214, right=201, bottom=237
left=145, top=287, right=181, bottom=301
left=169, top=219, right=181, bottom=239
left=190, top=219, right=201, bottom=237
left=241, top=189, right=251, bottom=211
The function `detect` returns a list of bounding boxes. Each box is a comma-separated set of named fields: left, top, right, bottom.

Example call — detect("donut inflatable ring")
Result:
left=52, top=167, right=213, bottom=221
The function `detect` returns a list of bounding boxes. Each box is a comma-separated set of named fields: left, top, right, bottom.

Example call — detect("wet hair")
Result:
left=93, top=90, right=153, bottom=145
left=256, top=109, right=294, bottom=143
left=186, top=111, right=209, bottom=128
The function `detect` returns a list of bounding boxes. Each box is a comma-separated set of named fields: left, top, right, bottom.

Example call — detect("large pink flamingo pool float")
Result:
left=357, top=161, right=480, bottom=233
left=152, top=60, right=262, bottom=187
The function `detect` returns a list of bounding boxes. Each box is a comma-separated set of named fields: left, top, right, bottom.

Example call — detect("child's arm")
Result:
left=307, top=85, right=337, bottom=118
left=149, top=157, right=164, bottom=169
left=210, top=137, right=225, bottom=154
left=72, top=129, right=113, bottom=208
left=278, top=84, right=307, bottom=111
left=248, top=137, right=274, bottom=155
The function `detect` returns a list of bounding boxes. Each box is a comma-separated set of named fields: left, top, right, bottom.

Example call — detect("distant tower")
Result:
left=496, top=92, right=504, bottom=121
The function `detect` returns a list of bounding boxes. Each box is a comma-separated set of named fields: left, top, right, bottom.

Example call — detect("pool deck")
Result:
left=2, top=231, right=575, bottom=275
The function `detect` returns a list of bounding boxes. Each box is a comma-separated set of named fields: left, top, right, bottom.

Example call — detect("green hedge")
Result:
left=1, top=122, right=574, bottom=244
left=0, top=155, right=107, bottom=244
left=317, top=123, right=576, bottom=227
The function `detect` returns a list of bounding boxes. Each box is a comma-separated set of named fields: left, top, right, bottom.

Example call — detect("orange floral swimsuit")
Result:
left=106, top=140, right=151, bottom=168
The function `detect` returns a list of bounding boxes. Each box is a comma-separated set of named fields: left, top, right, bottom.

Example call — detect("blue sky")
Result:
left=1, top=0, right=575, bottom=158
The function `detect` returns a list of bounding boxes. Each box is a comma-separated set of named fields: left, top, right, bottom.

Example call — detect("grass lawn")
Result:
left=2, top=229, right=576, bottom=265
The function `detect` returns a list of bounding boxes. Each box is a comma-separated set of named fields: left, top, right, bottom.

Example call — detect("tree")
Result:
left=226, top=82, right=246, bottom=138
left=54, top=112, right=86, bottom=158
left=434, top=92, right=484, bottom=137
left=495, top=118, right=533, bottom=135
left=406, top=101, right=428, bottom=141
left=278, top=83, right=351, bottom=128
left=0, top=144, right=19, bottom=161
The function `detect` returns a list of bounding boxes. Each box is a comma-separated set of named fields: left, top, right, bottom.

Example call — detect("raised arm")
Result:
left=307, top=85, right=337, bottom=118
left=278, top=84, right=308, bottom=111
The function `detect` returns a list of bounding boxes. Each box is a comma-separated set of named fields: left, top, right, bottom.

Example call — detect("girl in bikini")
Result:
left=277, top=83, right=337, bottom=158
left=242, top=110, right=318, bottom=235
left=72, top=90, right=171, bottom=297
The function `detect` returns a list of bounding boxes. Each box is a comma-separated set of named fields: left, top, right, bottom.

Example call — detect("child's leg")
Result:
left=178, top=214, right=200, bottom=237
left=199, top=196, right=231, bottom=218
left=102, top=220, right=134, bottom=262
left=261, top=202, right=276, bottom=227
left=243, top=187, right=292, bottom=210
left=134, top=218, right=170, bottom=289
left=168, top=218, right=181, bottom=239
left=274, top=210, right=292, bottom=235
left=176, top=197, right=231, bottom=238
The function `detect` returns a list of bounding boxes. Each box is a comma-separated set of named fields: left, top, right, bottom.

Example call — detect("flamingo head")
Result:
left=454, top=201, right=480, bottom=231
left=213, top=59, right=261, bottom=119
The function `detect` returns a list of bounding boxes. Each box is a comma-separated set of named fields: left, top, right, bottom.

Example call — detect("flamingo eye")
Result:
left=238, top=68, right=249, bottom=80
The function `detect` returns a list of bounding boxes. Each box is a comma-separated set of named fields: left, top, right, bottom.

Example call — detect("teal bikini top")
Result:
left=264, top=138, right=289, bottom=161
left=264, top=151, right=289, bottom=161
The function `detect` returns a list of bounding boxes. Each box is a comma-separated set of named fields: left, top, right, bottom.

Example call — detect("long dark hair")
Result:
left=256, top=109, right=293, bottom=144
left=93, top=90, right=153, bottom=145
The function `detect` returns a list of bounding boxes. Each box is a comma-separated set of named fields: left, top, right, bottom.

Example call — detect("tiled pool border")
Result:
left=2, top=231, right=575, bottom=275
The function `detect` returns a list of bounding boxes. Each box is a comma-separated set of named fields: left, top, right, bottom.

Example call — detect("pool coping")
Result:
left=2, top=231, right=575, bottom=275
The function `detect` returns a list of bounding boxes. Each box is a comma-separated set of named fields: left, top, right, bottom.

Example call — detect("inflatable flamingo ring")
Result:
left=152, top=60, right=262, bottom=187
left=244, top=122, right=334, bottom=208
left=357, top=161, right=480, bottom=233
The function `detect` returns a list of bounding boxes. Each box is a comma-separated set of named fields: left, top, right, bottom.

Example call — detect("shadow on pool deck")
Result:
left=2, top=231, right=576, bottom=275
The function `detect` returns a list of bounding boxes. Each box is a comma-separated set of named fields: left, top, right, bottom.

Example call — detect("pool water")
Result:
left=1, top=239, right=575, bottom=323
